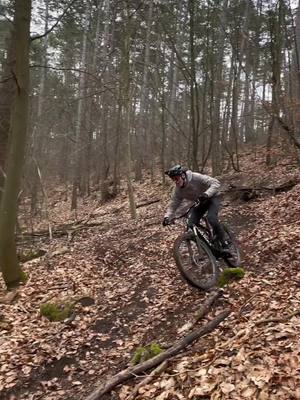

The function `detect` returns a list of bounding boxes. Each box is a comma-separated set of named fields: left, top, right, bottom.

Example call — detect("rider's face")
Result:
left=172, top=174, right=185, bottom=188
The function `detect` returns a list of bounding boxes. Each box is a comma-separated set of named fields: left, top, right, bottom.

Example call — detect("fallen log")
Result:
left=227, top=179, right=299, bottom=201
left=85, top=308, right=230, bottom=400
left=17, top=221, right=105, bottom=241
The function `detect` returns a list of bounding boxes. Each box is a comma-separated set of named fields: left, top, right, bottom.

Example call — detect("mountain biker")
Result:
left=162, top=165, right=228, bottom=250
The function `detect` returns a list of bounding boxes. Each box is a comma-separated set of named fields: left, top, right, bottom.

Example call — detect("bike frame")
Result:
left=189, top=218, right=223, bottom=259
left=170, top=201, right=240, bottom=268
left=171, top=202, right=222, bottom=256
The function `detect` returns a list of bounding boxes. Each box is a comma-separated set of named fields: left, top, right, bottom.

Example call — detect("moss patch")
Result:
left=6, top=270, right=28, bottom=290
left=218, top=267, right=245, bottom=288
left=40, top=301, right=74, bottom=322
left=20, top=270, right=28, bottom=283
left=132, top=343, right=162, bottom=365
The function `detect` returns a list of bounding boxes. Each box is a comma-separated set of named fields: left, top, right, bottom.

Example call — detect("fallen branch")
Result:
left=85, top=309, right=230, bottom=400
left=126, top=361, right=168, bottom=400
left=238, top=293, right=258, bottom=317
left=178, top=289, right=220, bottom=333
left=136, top=199, right=160, bottom=209
left=254, top=309, right=300, bottom=326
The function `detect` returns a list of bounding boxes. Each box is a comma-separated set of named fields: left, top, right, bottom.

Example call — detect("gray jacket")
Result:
left=164, top=170, right=221, bottom=219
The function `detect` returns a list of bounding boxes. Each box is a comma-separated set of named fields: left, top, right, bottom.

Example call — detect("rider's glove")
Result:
left=196, top=193, right=209, bottom=205
left=162, top=217, right=170, bottom=226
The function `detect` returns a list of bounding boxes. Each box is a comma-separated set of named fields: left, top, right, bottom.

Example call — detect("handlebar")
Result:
left=167, top=201, right=199, bottom=225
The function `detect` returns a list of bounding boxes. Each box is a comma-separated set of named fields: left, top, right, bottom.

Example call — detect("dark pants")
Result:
left=187, top=196, right=226, bottom=243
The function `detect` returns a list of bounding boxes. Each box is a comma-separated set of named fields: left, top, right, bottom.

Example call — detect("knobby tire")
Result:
left=173, top=232, right=219, bottom=290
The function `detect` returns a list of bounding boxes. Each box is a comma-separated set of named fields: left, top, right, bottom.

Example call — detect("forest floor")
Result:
left=0, top=149, right=300, bottom=400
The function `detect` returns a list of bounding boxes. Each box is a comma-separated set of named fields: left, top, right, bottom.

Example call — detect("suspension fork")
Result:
left=192, top=225, right=205, bottom=248
left=203, top=216, right=214, bottom=237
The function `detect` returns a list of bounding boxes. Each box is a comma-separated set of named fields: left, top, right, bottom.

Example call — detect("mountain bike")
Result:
left=171, top=202, right=241, bottom=290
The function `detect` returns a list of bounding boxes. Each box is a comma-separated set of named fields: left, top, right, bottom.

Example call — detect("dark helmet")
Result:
left=165, top=165, right=186, bottom=177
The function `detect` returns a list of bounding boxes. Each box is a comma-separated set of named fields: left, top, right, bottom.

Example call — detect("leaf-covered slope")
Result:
left=0, top=158, right=300, bottom=400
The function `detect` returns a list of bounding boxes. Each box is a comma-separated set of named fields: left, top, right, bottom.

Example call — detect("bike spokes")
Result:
left=173, top=233, right=218, bottom=290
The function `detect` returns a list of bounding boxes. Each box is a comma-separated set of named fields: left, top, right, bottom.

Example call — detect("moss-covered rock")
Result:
left=40, top=301, right=74, bottom=322
left=132, top=342, right=163, bottom=365
left=218, top=267, right=245, bottom=288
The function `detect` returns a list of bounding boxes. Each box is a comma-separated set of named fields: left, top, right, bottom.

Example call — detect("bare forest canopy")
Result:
left=1, top=0, right=300, bottom=213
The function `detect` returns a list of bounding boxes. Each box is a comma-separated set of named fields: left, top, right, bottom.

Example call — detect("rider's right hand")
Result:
left=162, top=217, right=170, bottom=226
left=195, top=193, right=209, bottom=207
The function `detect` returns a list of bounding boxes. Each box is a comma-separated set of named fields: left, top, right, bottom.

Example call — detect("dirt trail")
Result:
left=1, top=196, right=258, bottom=400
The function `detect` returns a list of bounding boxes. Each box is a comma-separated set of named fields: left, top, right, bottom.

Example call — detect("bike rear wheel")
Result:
left=222, top=225, right=241, bottom=267
left=173, top=232, right=219, bottom=290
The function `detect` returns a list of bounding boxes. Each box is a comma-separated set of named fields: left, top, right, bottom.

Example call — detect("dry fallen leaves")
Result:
left=1, top=153, right=300, bottom=400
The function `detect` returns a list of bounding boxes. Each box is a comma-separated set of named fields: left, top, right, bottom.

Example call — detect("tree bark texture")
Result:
left=0, top=0, right=31, bottom=287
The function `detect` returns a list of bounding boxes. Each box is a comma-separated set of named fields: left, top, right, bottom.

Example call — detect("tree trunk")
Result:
left=0, top=0, right=31, bottom=287
left=122, top=2, right=137, bottom=219
left=71, top=0, right=90, bottom=210
left=83, top=1, right=103, bottom=197
left=291, top=0, right=300, bottom=133
left=0, top=22, right=16, bottom=201
left=135, top=0, right=153, bottom=181
left=210, top=0, right=228, bottom=175
left=99, top=0, right=112, bottom=202
left=30, top=0, right=49, bottom=214
left=266, top=2, right=284, bottom=165
left=188, top=0, right=200, bottom=170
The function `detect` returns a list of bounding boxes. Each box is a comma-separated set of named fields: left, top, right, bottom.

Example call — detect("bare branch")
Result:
left=30, top=0, right=78, bottom=41
left=0, top=13, right=13, bottom=24
left=30, top=64, right=105, bottom=82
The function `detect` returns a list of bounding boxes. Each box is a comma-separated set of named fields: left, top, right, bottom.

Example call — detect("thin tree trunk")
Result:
left=30, top=0, right=49, bottom=213
left=266, top=2, right=284, bottom=165
left=188, top=0, right=200, bottom=170
left=99, top=0, right=112, bottom=201
left=84, top=1, right=103, bottom=196
left=71, top=0, right=90, bottom=210
left=122, top=3, right=136, bottom=219
left=135, top=0, right=153, bottom=181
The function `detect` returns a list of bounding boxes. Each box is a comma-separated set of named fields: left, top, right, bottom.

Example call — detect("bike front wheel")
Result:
left=173, top=232, right=219, bottom=290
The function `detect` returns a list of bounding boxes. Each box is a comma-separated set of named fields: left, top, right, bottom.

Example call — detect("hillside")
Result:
left=0, top=152, right=300, bottom=400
